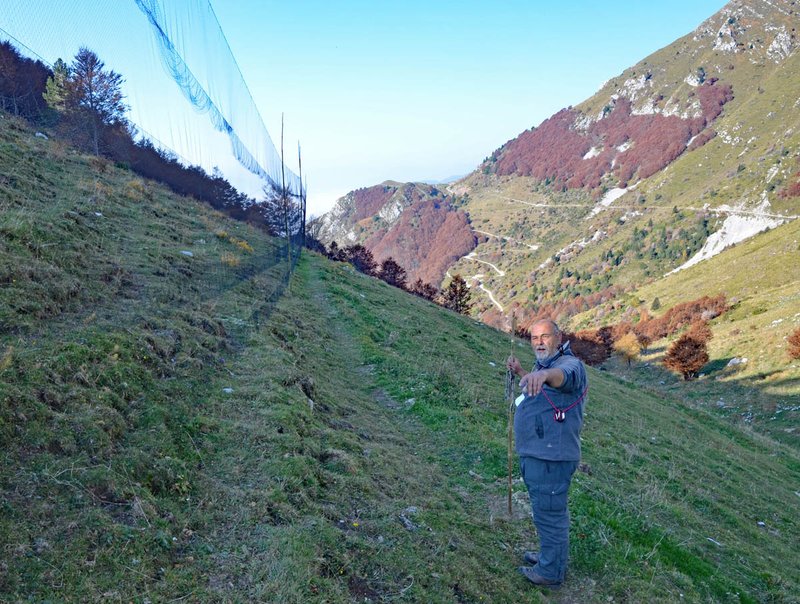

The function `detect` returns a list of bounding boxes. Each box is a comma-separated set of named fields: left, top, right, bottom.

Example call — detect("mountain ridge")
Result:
left=320, top=0, right=799, bottom=324
left=315, top=180, right=476, bottom=284
left=317, top=0, right=800, bottom=423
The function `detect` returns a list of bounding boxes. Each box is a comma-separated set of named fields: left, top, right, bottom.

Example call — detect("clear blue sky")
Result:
left=1, top=1, right=726, bottom=216
left=211, top=0, right=726, bottom=216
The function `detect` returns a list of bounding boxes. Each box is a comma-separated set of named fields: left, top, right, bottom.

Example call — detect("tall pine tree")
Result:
left=440, top=274, right=472, bottom=315
left=63, top=48, right=127, bottom=155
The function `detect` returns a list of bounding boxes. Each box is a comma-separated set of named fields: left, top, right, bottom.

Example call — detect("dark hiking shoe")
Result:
left=521, top=553, right=569, bottom=580
left=518, top=566, right=562, bottom=589
left=522, top=551, right=539, bottom=565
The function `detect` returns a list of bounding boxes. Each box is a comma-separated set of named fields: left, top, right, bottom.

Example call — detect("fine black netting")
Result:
left=0, top=0, right=306, bottom=340
left=1, top=0, right=302, bottom=200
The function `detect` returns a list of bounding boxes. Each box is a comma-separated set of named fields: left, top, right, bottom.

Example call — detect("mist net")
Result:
left=0, top=0, right=303, bottom=201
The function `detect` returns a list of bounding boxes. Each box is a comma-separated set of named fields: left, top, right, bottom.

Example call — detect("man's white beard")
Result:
left=535, top=345, right=560, bottom=364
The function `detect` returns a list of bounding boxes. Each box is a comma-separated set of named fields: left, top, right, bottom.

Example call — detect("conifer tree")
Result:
left=63, top=47, right=127, bottom=155
left=43, top=58, right=70, bottom=113
left=439, top=274, right=472, bottom=314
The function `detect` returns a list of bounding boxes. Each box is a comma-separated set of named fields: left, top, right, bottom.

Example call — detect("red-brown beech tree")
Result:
left=343, top=244, right=377, bottom=276
left=409, top=279, right=439, bottom=301
left=566, top=331, right=612, bottom=366
left=687, top=320, right=713, bottom=343
left=788, top=327, right=800, bottom=360
left=663, top=334, right=709, bottom=380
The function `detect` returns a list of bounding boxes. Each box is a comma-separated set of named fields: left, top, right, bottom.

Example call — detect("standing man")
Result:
left=507, top=319, right=588, bottom=589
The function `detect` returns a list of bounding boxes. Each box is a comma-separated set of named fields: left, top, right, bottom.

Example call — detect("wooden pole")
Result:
left=507, top=312, right=517, bottom=517
left=280, top=113, right=290, bottom=268
left=298, top=141, right=305, bottom=249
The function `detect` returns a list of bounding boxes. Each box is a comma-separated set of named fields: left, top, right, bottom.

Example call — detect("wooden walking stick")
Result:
left=505, top=313, right=517, bottom=517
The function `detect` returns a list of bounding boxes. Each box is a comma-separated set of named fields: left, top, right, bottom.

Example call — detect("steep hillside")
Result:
left=316, top=181, right=476, bottom=285
left=2, top=110, right=800, bottom=602
left=0, top=109, right=800, bottom=603
left=578, top=215, right=800, bottom=447
left=0, top=111, right=292, bottom=598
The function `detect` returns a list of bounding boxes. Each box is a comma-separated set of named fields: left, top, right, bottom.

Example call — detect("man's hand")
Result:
left=506, top=355, right=523, bottom=377
left=519, top=367, right=565, bottom=396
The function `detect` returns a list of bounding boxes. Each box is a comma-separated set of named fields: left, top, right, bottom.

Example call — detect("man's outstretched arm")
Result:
left=519, top=367, right=565, bottom=396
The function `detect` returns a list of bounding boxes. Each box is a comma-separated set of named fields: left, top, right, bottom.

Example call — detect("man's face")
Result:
left=530, top=324, right=560, bottom=361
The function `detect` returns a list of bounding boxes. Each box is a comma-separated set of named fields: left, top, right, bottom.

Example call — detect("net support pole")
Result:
left=280, top=113, right=291, bottom=270
left=298, top=141, right=305, bottom=249
left=506, top=312, right=517, bottom=517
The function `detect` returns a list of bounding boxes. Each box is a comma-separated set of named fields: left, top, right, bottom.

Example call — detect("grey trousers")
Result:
left=519, top=456, right=579, bottom=582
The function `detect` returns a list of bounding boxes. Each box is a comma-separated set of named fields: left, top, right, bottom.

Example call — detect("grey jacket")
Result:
left=513, top=342, right=588, bottom=461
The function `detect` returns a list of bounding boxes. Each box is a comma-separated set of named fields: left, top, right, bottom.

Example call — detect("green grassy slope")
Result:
left=0, top=112, right=292, bottom=598
left=2, top=113, right=799, bottom=602
left=303, top=256, right=799, bottom=603
left=569, top=215, right=800, bottom=447
left=628, top=216, right=800, bottom=381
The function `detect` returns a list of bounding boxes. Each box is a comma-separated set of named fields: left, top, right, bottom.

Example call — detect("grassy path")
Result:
left=189, top=253, right=800, bottom=603
left=177, top=255, right=547, bottom=602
